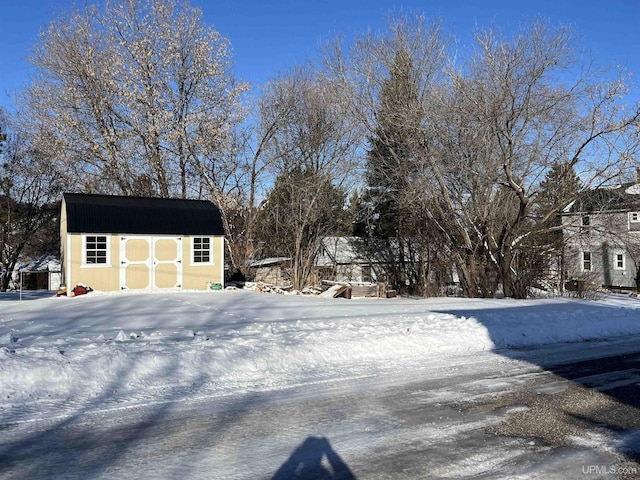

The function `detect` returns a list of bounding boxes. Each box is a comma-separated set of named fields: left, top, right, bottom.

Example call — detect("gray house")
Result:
left=562, top=182, right=640, bottom=290
left=313, top=237, right=378, bottom=284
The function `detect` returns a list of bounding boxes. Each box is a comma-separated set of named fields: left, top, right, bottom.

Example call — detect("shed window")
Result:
left=193, top=237, right=212, bottom=264
left=84, top=235, right=109, bottom=265
left=630, top=212, right=640, bottom=223
left=614, top=252, right=625, bottom=270
left=582, top=251, right=592, bottom=271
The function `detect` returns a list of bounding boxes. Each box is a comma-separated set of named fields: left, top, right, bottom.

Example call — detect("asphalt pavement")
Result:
left=2, top=340, right=640, bottom=479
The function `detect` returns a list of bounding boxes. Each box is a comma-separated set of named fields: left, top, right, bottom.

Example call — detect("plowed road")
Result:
left=2, top=338, right=640, bottom=479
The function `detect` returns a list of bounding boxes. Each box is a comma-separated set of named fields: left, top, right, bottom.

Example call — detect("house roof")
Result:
left=317, top=237, right=369, bottom=266
left=248, top=257, right=291, bottom=268
left=21, top=255, right=61, bottom=272
left=63, top=193, right=225, bottom=235
left=562, top=183, right=640, bottom=214
left=316, top=236, right=417, bottom=266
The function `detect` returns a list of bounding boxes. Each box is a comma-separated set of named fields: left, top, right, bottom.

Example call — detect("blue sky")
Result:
left=1, top=0, right=639, bottom=110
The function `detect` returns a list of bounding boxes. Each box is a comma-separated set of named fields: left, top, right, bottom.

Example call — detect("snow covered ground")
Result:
left=2, top=289, right=640, bottom=425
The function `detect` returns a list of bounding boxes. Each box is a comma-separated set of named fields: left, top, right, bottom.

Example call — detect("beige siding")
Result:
left=63, top=230, right=224, bottom=292
left=155, top=264, right=178, bottom=288
left=181, top=236, right=224, bottom=290
left=125, top=238, right=150, bottom=262
left=154, top=238, right=177, bottom=261
left=69, top=234, right=120, bottom=291
left=125, top=264, right=150, bottom=289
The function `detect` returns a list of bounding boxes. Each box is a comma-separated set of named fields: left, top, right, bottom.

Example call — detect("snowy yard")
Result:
left=2, top=289, right=640, bottom=424
left=3, top=290, right=640, bottom=479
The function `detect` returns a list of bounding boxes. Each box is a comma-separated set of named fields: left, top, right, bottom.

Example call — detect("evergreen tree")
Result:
left=354, top=48, right=434, bottom=295
left=360, top=48, right=423, bottom=238
left=530, top=161, right=582, bottom=290
left=536, top=162, right=582, bottom=224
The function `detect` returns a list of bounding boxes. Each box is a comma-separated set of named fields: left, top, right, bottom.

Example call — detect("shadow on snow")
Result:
left=431, top=299, right=640, bottom=464
left=2, top=291, right=640, bottom=476
left=272, top=436, right=357, bottom=480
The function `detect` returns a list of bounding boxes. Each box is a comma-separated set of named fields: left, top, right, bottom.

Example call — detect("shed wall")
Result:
left=65, top=234, right=224, bottom=292
left=181, top=236, right=224, bottom=290
left=69, top=234, right=121, bottom=291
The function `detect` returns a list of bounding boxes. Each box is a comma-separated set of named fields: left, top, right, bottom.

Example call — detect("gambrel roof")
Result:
left=62, top=193, right=225, bottom=235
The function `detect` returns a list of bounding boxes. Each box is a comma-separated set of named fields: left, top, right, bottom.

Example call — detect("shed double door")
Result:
left=120, top=236, right=183, bottom=290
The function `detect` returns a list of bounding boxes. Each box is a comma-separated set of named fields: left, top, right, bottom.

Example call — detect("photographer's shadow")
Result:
left=272, top=436, right=357, bottom=480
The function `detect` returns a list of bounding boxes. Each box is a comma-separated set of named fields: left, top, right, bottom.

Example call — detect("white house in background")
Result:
left=562, top=182, right=640, bottom=290
left=18, top=255, right=62, bottom=290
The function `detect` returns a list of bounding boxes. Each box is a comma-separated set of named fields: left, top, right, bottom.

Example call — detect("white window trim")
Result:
left=614, top=251, right=626, bottom=270
left=629, top=212, right=640, bottom=223
left=190, top=236, right=214, bottom=266
left=581, top=251, right=592, bottom=272
left=82, top=234, right=111, bottom=268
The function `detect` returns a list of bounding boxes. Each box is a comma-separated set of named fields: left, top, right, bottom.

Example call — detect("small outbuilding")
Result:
left=19, top=255, right=62, bottom=291
left=60, top=193, right=225, bottom=294
left=248, top=257, right=292, bottom=286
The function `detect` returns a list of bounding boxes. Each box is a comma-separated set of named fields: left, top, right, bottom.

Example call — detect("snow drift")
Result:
left=1, top=290, right=639, bottom=421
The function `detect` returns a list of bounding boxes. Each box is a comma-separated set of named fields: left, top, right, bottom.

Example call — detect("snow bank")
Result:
left=1, top=290, right=639, bottom=419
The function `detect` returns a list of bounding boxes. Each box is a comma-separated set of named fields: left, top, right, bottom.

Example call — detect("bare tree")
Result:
left=426, top=21, right=640, bottom=297
left=255, top=66, right=361, bottom=290
left=325, top=15, right=640, bottom=298
left=23, top=0, right=247, bottom=199
left=0, top=109, right=62, bottom=291
left=217, top=84, right=302, bottom=277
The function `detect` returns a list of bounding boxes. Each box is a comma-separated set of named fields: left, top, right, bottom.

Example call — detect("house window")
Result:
left=192, top=237, right=212, bottom=264
left=578, top=215, right=591, bottom=237
left=630, top=212, right=640, bottom=223
left=614, top=252, right=625, bottom=270
left=317, top=266, right=335, bottom=282
left=582, top=251, right=592, bottom=271
left=84, top=235, right=109, bottom=265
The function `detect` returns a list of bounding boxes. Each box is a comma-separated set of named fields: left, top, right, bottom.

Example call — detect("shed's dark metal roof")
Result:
left=63, top=193, right=225, bottom=235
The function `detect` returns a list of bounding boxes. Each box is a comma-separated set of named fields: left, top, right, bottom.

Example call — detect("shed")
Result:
left=60, top=193, right=225, bottom=294
left=20, top=255, right=62, bottom=290
left=248, top=257, right=292, bottom=286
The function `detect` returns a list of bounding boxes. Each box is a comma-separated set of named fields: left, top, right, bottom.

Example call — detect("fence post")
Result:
left=19, top=265, right=24, bottom=301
